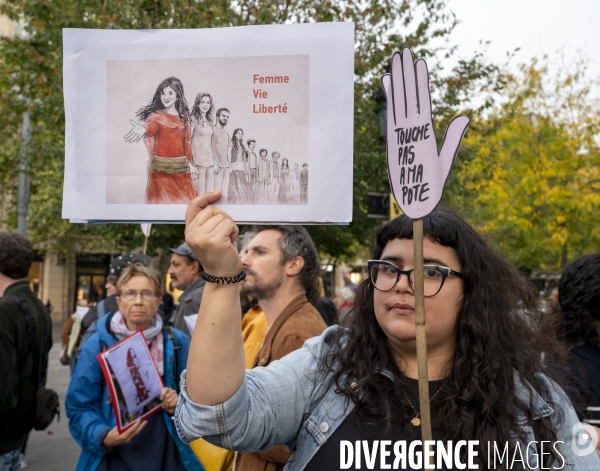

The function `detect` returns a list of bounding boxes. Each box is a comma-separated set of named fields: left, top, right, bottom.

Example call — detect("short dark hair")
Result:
left=184, top=257, right=202, bottom=273
left=303, top=163, right=308, bottom=168
left=247, top=139, right=256, bottom=146
left=0, top=232, right=34, bottom=279
left=272, top=152, right=280, bottom=158
left=106, top=274, right=119, bottom=286
left=216, top=108, right=230, bottom=119
left=259, top=148, right=268, bottom=156
left=253, top=225, right=320, bottom=304
left=557, top=252, right=600, bottom=345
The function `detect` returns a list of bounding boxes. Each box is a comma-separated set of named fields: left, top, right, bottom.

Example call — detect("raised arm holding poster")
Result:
left=173, top=46, right=600, bottom=471
left=62, top=23, right=353, bottom=224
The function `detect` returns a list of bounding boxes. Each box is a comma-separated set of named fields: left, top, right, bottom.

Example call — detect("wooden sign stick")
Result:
left=141, top=223, right=152, bottom=256
left=413, top=219, right=434, bottom=466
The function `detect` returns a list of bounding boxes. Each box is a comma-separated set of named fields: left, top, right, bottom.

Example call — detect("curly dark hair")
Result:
left=190, top=92, right=215, bottom=125
left=231, top=128, right=245, bottom=160
left=0, top=232, right=34, bottom=279
left=557, top=252, right=600, bottom=346
left=318, top=208, right=567, bottom=469
left=253, top=225, right=320, bottom=304
left=136, top=77, right=190, bottom=125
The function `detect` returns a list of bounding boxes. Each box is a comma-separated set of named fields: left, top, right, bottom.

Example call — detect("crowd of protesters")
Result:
left=1, top=196, right=600, bottom=470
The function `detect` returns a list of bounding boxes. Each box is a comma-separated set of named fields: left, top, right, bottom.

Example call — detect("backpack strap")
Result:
left=97, top=299, right=106, bottom=319
left=99, top=340, right=110, bottom=402
left=164, top=326, right=179, bottom=387
left=5, top=295, right=42, bottom=390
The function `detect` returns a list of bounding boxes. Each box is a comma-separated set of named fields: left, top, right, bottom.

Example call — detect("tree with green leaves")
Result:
left=0, top=0, right=500, bottom=261
left=451, top=58, right=600, bottom=271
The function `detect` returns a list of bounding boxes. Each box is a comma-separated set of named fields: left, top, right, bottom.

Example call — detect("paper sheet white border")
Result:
left=62, top=23, right=354, bottom=223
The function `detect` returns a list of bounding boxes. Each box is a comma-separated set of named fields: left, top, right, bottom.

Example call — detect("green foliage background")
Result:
left=451, top=59, right=600, bottom=270
left=1, top=1, right=597, bottom=270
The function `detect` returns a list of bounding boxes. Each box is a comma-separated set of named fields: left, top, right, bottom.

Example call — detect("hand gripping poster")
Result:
left=62, top=23, right=354, bottom=224
left=98, top=331, right=164, bottom=432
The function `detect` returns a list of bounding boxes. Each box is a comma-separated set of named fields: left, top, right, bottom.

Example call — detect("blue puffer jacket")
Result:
left=66, top=312, right=204, bottom=471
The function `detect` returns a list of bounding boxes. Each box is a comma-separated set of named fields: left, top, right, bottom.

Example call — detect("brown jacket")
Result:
left=236, top=294, right=327, bottom=471
left=60, top=316, right=75, bottom=346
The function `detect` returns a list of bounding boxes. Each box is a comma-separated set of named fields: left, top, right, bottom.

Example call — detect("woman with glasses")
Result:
left=66, top=264, right=204, bottom=471
left=176, top=196, right=599, bottom=470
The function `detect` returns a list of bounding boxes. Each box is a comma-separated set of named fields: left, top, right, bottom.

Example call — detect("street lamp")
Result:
left=16, top=95, right=41, bottom=236
left=17, top=100, right=31, bottom=236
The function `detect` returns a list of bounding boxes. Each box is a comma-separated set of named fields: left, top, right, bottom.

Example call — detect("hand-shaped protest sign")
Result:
left=381, top=48, right=470, bottom=219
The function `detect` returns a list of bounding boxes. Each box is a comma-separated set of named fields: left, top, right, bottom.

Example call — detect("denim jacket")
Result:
left=175, top=326, right=600, bottom=470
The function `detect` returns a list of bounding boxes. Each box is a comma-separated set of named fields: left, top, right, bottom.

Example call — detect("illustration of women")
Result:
left=278, top=157, right=291, bottom=203
left=289, top=162, right=300, bottom=203
left=126, top=348, right=149, bottom=406
left=124, top=77, right=198, bottom=204
left=228, top=128, right=252, bottom=204
left=256, top=148, right=271, bottom=204
left=190, top=92, right=216, bottom=195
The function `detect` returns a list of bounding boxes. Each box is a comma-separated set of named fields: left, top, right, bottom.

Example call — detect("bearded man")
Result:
left=235, top=225, right=326, bottom=471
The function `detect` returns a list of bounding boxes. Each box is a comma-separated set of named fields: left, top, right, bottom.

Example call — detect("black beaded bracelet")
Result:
left=201, top=270, right=246, bottom=284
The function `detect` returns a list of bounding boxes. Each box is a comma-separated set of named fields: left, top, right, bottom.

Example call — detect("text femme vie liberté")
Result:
left=253, top=74, right=289, bottom=114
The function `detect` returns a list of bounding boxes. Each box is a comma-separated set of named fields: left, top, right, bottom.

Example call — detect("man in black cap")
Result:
left=168, top=242, right=205, bottom=337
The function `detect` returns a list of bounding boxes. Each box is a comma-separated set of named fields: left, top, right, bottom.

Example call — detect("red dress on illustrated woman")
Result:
left=143, top=111, right=197, bottom=204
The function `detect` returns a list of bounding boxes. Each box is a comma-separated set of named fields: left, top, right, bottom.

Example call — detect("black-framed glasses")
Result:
left=368, top=260, right=462, bottom=296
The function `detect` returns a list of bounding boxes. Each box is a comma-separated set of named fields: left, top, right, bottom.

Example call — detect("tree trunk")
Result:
left=561, top=240, right=568, bottom=268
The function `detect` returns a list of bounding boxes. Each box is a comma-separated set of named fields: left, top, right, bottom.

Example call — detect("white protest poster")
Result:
left=97, top=331, right=164, bottom=432
left=381, top=48, right=469, bottom=219
left=184, top=314, right=198, bottom=336
left=140, top=223, right=152, bottom=238
left=62, top=23, right=354, bottom=224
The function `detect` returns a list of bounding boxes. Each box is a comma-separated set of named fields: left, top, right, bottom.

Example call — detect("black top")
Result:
left=96, top=412, right=186, bottom=471
left=305, top=378, right=459, bottom=471
left=568, top=341, right=600, bottom=425
left=160, top=292, right=175, bottom=324
left=314, top=297, right=338, bottom=327
left=0, top=281, right=53, bottom=453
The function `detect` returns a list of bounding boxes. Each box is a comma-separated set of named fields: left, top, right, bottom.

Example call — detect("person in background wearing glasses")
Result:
left=66, top=263, right=204, bottom=471
left=175, top=195, right=600, bottom=471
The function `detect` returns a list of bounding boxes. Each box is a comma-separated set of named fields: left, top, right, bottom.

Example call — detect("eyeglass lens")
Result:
left=122, top=290, right=156, bottom=301
left=370, top=263, right=445, bottom=296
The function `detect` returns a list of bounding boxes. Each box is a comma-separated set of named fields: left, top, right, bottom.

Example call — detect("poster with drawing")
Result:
left=115, top=56, right=309, bottom=206
left=97, top=331, right=164, bottom=432
left=62, top=23, right=354, bottom=223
